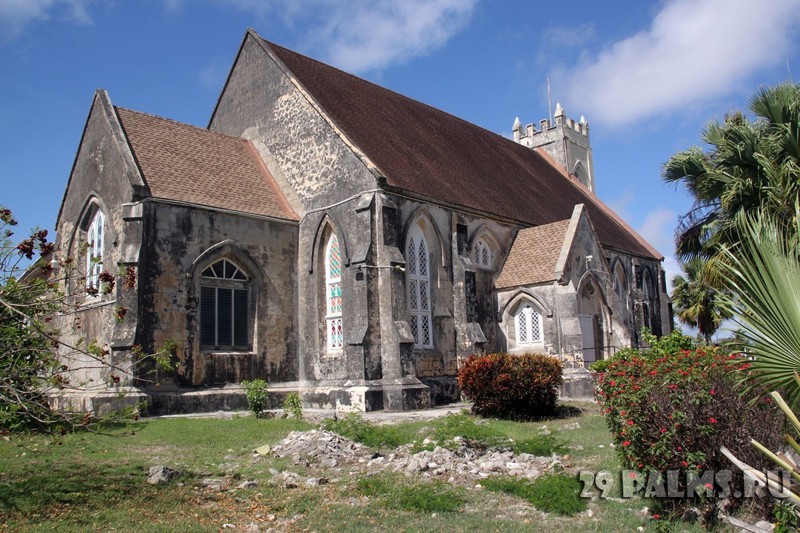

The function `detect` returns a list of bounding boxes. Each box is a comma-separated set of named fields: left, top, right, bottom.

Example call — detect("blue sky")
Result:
left=3, top=0, right=800, bottom=306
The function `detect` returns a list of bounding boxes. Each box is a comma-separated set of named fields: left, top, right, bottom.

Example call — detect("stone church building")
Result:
left=53, top=29, right=671, bottom=414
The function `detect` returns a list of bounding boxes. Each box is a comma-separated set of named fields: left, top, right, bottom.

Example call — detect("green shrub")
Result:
left=595, top=332, right=783, bottom=516
left=241, top=379, right=269, bottom=416
left=481, top=474, right=586, bottom=515
left=283, top=392, right=303, bottom=418
left=587, top=358, right=612, bottom=373
left=357, top=474, right=466, bottom=512
left=457, top=353, right=563, bottom=419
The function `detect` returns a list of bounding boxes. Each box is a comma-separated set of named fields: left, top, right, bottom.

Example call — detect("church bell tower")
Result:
left=512, top=103, right=595, bottom=193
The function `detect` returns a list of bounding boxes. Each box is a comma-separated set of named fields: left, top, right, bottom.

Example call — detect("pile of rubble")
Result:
left=265, top=429, right=562, bottom=485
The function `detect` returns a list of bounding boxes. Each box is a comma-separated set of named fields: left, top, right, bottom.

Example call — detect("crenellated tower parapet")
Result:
left=513, top=103, right=595, bottom=193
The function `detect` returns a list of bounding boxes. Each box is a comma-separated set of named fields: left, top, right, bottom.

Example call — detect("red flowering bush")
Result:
left=596, top=331, right=782, bottom=512
left=457, top=353, right=563, bottom=419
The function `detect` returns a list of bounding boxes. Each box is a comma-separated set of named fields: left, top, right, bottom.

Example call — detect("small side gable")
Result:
left=556, top=204, right=611, bottom=288
left=494, top=218, right=571, bottom=289
left=56, top=89, right=147, bottom=240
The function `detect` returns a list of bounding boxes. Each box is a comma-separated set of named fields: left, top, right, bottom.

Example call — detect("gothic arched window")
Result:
left=200, top=258, right=250, bottom=350
left=325, top=233, right=343, bottom=351
left=472, top=238, right=492, bottom=269
left=642, top=269, right=655, bottom=330
left=407, top=226, right=432, bottom=348
left=613, top=262, right=627, bottom=297
left=85, top=210, right=105, bottom=291
left=515, top=302, right=543, bottom=346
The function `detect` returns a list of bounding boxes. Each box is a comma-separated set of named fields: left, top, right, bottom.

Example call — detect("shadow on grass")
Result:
left=0, top=457, right=198, bottom=526
left=469, top=403, right=585, bottom=422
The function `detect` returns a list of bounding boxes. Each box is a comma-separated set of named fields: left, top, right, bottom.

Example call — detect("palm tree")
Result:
left=671, top=257, right=731, bottom=343
left=663, top=83, right=800, bottom=277
left=717, top=206, right=800, bottom=406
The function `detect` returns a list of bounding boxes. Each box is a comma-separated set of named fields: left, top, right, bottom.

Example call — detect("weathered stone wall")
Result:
left=137, top=201, right=298, bottom=387
left=209, top=34, right=380, bottom=213
left=54, top=91, right=147, bottom=392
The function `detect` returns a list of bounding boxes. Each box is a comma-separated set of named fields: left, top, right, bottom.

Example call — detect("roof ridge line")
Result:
left=115, top=106, right=249, bottom=143
left=261, top=38, right=542, bottom=160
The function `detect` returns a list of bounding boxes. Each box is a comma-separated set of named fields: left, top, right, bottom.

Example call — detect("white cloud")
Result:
left=0, top=0, right=94, bottom=39
left=558, top=0, right=800, bottom=128
left=220, top=0, right=478, bottom=73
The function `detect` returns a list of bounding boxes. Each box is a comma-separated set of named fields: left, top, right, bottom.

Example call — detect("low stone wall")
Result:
left=560, top=368, right=597, bottom=400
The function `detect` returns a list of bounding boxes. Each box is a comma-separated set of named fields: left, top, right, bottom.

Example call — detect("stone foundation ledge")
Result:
left=560, top=368, right=597, bottom=400
left=48, top=387, right=149, bottom=416
left=295, top=377, right=432, bottom=412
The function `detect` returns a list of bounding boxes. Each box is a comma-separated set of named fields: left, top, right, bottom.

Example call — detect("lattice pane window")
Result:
left=325, top=234, right=344, bottom=351
left=515, top=304, right=543, bottom=346
left=406, top=228, right=433, bottom=348
left=517, top=310, right=528, bottom=343
left=407, top=237, right=417, bottom=275
left=472, top=238, right=492, bottom=269
left=85, top=211, right=105, bottom=291
left=200, top=258, right=250, bottom=350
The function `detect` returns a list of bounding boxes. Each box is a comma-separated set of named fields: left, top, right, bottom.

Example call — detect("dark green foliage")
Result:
left=773, top=502, right=799, bottom=533
left=663, top=83, right=800, bottom=265
left=671, top=257, right=732, bottom=343
left=457, top=352, right=563, bottom=419
left=481, top=474, right=586, bottom=515
left=356, top=474, right=466, bottom=512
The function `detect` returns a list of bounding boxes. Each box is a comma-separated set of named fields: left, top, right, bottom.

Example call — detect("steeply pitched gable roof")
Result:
left=495, top=219, right=571, bottom=289
left=260, top=35, right=659, bottom=260
left=116, top=107, right=297, bottom=221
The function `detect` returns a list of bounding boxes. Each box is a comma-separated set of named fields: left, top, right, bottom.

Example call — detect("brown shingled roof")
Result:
left=495, top=220, right=571, bottom=289
left=116, top=107, right=297, bottom=221
left=262, top=37, right=659, bottom=260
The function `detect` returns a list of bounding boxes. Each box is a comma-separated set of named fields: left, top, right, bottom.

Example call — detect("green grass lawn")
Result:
left=0, top=404, right=715, bottom=532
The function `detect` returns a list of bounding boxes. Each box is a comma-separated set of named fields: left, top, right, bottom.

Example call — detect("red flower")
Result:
left=708, top=417, right=717, bottom=424
left=623, top=440, right=631, bottom=447
left=681, top=461, right=688, bottom=467
left=628, top=420, right=634, bottom=425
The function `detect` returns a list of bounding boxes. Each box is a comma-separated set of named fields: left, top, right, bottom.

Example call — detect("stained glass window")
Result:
left=200, top=258, right=250, bottom=350
left=407, top=226, right=432, bottom=348
left=325, top=233, right=344, bottom=351
left=85, top=210, right=105, bottom=292
left=515, top=304, right=543, bottom=346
